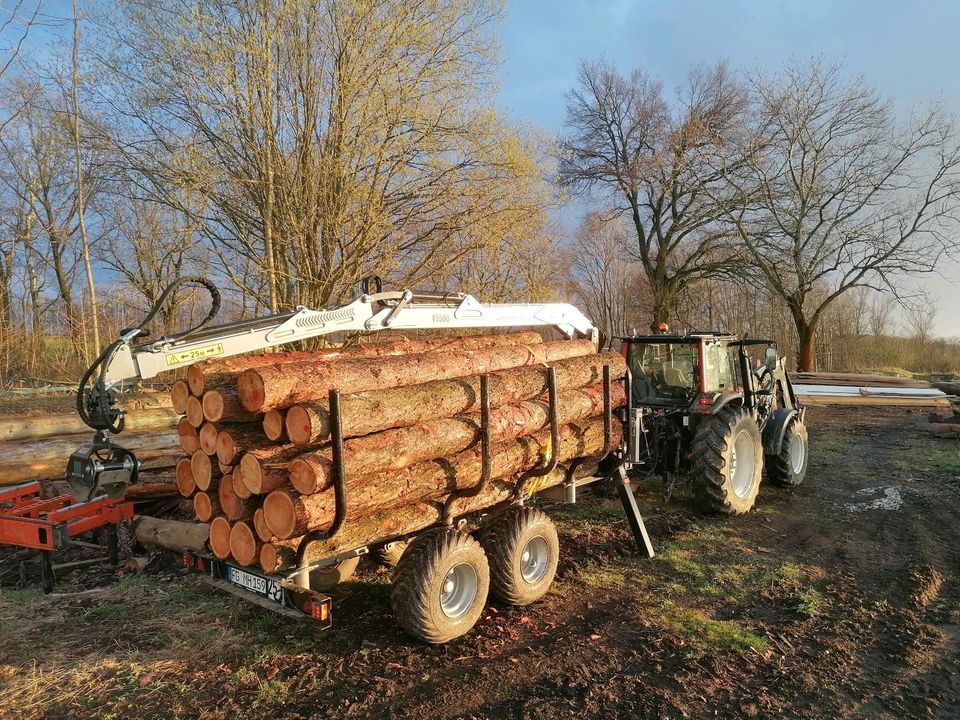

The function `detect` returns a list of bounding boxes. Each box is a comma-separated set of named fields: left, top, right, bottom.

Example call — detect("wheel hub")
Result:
left=730, top=430, right=757, bottom=498
left=520, top=536, right=549, bottom=584
left=439, top=562, right=478, bottom=619
left=789, top=432, right=806, bottom=474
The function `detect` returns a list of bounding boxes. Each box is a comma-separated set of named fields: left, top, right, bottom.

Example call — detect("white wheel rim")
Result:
left=440, top=563, right=478, bottom=619
left=730, top=430, right=757, bottom=498
left=520, top=536, right=550, bottom=584
left=789, top=432, right=806, bottom=475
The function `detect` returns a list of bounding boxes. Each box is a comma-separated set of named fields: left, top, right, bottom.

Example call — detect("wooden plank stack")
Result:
left=171, top=331, right=625, bottom=573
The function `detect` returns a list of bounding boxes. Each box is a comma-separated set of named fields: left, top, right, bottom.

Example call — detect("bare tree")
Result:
left=731, top=60, right=960, bottom=371
left=559, top=59, right=750, bottom=328
left=867, top=291, right=893, bottom=337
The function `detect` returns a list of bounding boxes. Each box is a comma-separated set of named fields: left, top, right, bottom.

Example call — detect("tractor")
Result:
left=619, top=330, right=809, bottom=514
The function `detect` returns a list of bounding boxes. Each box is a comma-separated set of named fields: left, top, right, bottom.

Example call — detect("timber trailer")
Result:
left=63, top=277, right=653, bottom=643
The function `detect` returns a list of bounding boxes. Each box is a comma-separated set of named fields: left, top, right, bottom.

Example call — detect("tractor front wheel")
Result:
left=693, top=406, right=764, bottom=515
left=766, top=418, right=809, bottom=488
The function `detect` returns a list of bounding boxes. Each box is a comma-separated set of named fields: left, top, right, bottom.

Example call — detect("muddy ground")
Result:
left=1, top=405, right=959, bottom=719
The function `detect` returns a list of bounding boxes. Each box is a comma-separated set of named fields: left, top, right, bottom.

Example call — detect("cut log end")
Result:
left=263, top=409, right=286, bottom=442
left=175, top=458, right=196, bottom=497
left=217, top=473, right=252, bottom=521
left=238, top=452, right=290, bottom=495
left=263, top=490, right=298, bottom=539
left=193, top=492, right=219, bottom=523
left=185, top=395, right=204, bottom=428
left=289, top=455, right=325, bottom=495
left=177, top=418, right=200, bottom=454
left=238, top=371, right=266, bottom=412
left=198, top=423, right=219, bottom=456
left=285, top=405, right=319, bottom=447
left=209, top=516, right=232, bottom=560
left=191, top=450, right=220, bottom=492
left=216, top=430, right=239, bottom=466
left=171, top=380, right=190, bottom=414
left=229, top=520, right=261, bottom=566
left=202, top=390, right=226, bottom=423
left=186, top=364, right=206, bottom=397
left=253, top=508, right=273, bottom=542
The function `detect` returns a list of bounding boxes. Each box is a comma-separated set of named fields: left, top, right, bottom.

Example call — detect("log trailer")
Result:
left=62, top=277, right=653, bottom=642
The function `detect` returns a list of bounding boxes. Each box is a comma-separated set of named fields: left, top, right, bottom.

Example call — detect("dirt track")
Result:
left=1, top=405, right=959, bottom=719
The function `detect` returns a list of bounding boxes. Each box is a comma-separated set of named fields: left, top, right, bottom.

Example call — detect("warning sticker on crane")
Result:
left=165, top=343, right=225, bottom=367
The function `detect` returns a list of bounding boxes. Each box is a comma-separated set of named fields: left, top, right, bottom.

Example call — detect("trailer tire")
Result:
left=692, top=406, right=763, bottom=515
left=481, top=507, right=559, bottom=606
left=391, top=528, right=489, bottom=644
left=766, top=418, right=809, bottom=488
left=309, top=555, right=360, bottom=591
left=372, top=540, right=408, bottom=567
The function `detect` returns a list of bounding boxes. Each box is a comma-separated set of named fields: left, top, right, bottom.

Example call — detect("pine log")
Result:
left=215, top=425, right=276, bottom=466
left=217, top=472, right=255, bottom=521
left=198, top=422, right=220, bottom=456
left=289, top=382, right=624, bottom=495
left=186, top=331, right=544, bottom=396
left=133, top=515, right=208, bottom=553
left=253, top=508, right=273, bottom=543
left=229, top=520, right=262, bottom=566
left=266, top=416, right=620, bottom=539
left=178, top=418, right=200, bottom=455
left=283, top=462, right=593, bottom=564
left=262, top=409, right=287, bottom=442
left=175, top=458, right=196, bottom=497
left=0, top=406, right=181, bottom=444
left=171, top=380, right=191, bottom=414
left=238, top=452, right=298, bottom=496
left=209, top=516, right=232, bottom=559
left=239, top=339, right=595, bottom=413
left=193, top=492, right=221, bottom=522
left=202, top=387, right=259, bottom=423
left=185, top=395, right=205, bottom=428
left=126, top=482, right=181, bottom=501
left=191, top=450, right=223, bottom=491
left=0, top=432, right=181, bottom=486
left=286, top=351, right=626, bottom=446
left=233, top=474, right=253, bottom=500
left=259, top=541, right=300, bottom=574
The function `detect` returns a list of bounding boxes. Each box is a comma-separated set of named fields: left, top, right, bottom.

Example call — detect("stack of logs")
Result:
left=171, top=331, right=625, bottom=574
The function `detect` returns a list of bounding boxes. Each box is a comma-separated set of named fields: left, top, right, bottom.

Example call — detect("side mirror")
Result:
left=764, top=346, right=778, bottom=371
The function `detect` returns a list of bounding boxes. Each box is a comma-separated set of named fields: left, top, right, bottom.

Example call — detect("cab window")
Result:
left=626, top=341, right=699, bottom=405
left=702, top=341, right=737, bottom=392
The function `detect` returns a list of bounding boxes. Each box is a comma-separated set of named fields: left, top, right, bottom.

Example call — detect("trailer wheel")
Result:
left=372, top=540, right=408, bottom=568
left=391, top=528, right=489, bottom=644
left=766, top=418, right=809, bottom=488
left=692, top=406, right=763, bottom=515
left=481, top=507, right=559, bottom=606
left=309, top=555, right=360, bottom=591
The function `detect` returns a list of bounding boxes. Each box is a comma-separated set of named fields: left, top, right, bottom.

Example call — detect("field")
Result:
left=1, top=405, right=959, bottom=719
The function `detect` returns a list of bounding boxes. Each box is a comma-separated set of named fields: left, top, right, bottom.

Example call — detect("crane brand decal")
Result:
left=165, top=343, right=225, bottom=367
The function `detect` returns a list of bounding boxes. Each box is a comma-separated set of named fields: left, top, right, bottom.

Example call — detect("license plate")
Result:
left=226, top=565, right=283, bottom=602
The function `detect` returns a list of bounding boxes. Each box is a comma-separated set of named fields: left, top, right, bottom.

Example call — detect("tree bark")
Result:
left=289, top=382, right=624, bottom=495
left=133, top=515, right=208, bottom=553
left=186, top=331, right=544, bottom=396
left=286, top=351, right=626, bottom=446
left=240, top=339, right=596, bottom=412
left=265, top=416, right=620, bottom=539
left=0, top=406, right=179, bottom=443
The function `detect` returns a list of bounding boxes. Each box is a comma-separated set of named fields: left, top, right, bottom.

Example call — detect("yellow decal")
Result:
left=166, top=343, right=225, bottom=367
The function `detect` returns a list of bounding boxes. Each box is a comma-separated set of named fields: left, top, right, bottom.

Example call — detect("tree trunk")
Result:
left=289, top=382, right=624, bottom=495
left=0, top=406, right=179, bottom=443
left=186, top=331, right=544, bottom=396
left=286, top=351, right=626, bottom=446
left=264, top=416, right=619, bottom=539
left=133, top=515, right=208, bottom=553
left=239, top=339, right=595, bottom=412
left=797, top=321, right=818, bottom=372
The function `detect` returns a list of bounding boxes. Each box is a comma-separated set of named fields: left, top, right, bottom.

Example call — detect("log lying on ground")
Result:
left=178, top=418, right=200, bottom=454
left=262, top=409, right=286, bottom=442
left=278, top=462, right=595, bottom=565
left=202, top=387, right=259, bottom=423
left=925, top=423, right=960, bottom=438
left=133, top=515, right=208, bottom=553
left=286, top=351, right=626, bottom=446
left=0, top=406, right=181, bottom=444
left=240, top=338, right=595, bottom=413
left=266, top=416, right=620, bottom=539
left=0, top=431, right=182, bottom=486
left=289, top=382, right=625, bottom=495
left=186, top=331, right=544, bottom=396
left=229, top=520, right=261, bottom=566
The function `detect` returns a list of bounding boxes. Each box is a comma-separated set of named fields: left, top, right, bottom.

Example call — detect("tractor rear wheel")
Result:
left=766, top=418, right=809, bottom=487
left=391, top=528, right=489, bottom=644
left=692, top=406, right=764, bottom=515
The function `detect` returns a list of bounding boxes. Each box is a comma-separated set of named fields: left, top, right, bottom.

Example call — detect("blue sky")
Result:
left=497, top=0, right=960, bottom=337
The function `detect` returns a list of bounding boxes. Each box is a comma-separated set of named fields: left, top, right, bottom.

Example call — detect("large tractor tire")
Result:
left=766, top=418, right=809, bottom=488
left=391, top=528, right=489, bottom=644
left=692, top=406, right=764, bottom=515
left=481, top=507, right=559, bottom=606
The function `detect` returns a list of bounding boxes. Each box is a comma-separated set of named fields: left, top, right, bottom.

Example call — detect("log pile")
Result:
left=171, top=331, right=624, bottom=573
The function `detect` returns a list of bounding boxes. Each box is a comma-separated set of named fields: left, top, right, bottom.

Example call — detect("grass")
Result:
left=665, top=607, right=770, bottom=653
